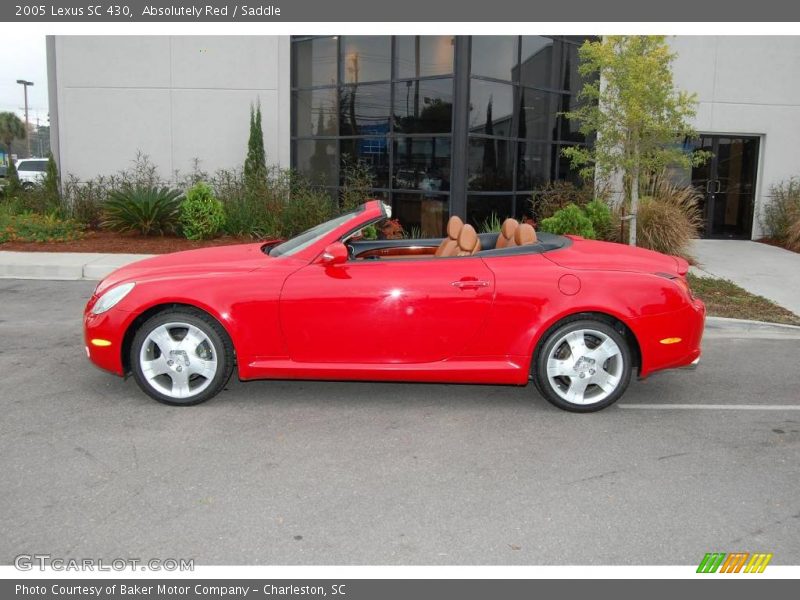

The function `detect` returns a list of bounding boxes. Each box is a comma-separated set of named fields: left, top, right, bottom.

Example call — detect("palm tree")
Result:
left=0, top=112, right=25, bottom=166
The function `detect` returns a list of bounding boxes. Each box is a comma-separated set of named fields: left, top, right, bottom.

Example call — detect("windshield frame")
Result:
left=267, top=203, right=374, bottom=258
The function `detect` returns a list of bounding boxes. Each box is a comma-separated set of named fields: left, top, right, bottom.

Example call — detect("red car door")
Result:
left=279, top=257, right=495, bottom=364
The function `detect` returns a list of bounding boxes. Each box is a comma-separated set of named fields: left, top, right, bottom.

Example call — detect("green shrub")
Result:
left=583, top=199, right=612, bottom=240
left=539, top=204, right=597, bottom=239
left=103, top=185, right=182, bottom=235
left=529, top=180, right=596, bottom=221
left=339, top=159, right=375, bottom=212
left=479, top=212, right=502, bottom=234
left=761, top=178, right=800, bottom=244
left=180, top=182, right=225, bottom=240
left=280, top=178, right=336, bottom=237
left=0, top=209, right=84, bottom=243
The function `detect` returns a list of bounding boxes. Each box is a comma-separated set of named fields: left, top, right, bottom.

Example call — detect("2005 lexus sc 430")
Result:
left=84, top=200, right=705, bottom=412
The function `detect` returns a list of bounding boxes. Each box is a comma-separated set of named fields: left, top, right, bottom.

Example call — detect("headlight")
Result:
left=91, top=282, right=135, bottom=315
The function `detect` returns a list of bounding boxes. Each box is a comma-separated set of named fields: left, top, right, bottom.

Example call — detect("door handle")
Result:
left=451, top=280, right=490, bottom=289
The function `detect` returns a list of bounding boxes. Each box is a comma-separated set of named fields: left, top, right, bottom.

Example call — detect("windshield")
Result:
left=268, top=209, right=362, bottom=258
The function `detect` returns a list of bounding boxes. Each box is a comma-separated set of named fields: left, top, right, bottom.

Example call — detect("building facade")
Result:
left=48, top=35, right=800, bottom=240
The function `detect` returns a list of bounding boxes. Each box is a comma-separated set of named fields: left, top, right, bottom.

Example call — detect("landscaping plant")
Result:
left=0, top=205, right=84, bottom=243
left=103, top=184, right=183, bottom=235
left=539, top=204, right=597, bottom=239
left=761, top=178, right=800, bottom=248
left=339, top=159, right=375, bottom=213
left=562, top=36, right=709, bottom=246
left=180, top=182, right=226, bottom=240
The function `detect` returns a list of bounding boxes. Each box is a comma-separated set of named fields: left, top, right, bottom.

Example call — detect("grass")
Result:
left=687, top=273, right=800, bottom=326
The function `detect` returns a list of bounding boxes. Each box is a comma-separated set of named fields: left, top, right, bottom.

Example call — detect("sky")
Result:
left=0, top=33, right=50, bottom=127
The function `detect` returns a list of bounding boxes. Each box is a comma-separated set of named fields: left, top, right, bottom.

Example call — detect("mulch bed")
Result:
left=757, top=237, right=799, bottom=254
left=0, top=231, right=263, bottom=254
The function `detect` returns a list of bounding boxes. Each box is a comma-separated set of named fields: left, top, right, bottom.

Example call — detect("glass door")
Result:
left=691, top=135, right=760, bottom=239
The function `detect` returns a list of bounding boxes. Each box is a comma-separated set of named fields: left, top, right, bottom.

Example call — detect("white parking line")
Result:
left=619, top=404, right=800, bottom=410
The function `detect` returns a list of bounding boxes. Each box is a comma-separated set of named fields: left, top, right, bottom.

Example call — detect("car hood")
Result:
left=95, top=242, right=272, bottom=294
left=545, top=236, right=688, bottom=276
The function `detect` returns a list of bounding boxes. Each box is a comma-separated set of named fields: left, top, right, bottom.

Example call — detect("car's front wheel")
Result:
left=534, top=318, right=632, bottom=412
left=130, top=308, right=234, bottom=406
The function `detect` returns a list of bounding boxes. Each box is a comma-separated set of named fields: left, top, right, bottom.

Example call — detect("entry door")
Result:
left=691, top=135, right=760, bottom=239
left=279, top=258, right=495, bottom=364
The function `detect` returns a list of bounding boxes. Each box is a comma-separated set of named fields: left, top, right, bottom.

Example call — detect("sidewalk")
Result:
left=0, top=251, right=153, bottom=281
left=691, top=239, right=800, bottom=315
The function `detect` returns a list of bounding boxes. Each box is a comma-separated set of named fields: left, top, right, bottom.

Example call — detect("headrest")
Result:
left=514, top=223, right=537, bottom=246
left=458, top=224, right=480, bottom=253
left=501, top=218, right=518, bottom=241
left=446, top=215, right=464, bottom=240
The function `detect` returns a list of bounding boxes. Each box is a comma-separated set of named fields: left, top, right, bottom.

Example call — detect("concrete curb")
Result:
left=704, top=316, right=800, bottom=339
left=0, top=251, right=153, bottom=281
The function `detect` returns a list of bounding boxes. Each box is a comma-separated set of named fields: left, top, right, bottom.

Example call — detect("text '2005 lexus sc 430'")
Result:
left=84, top=200, right=705, bottom=412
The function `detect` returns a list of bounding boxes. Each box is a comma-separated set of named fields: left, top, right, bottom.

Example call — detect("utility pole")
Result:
left=16, top=79, right=34, bottom=157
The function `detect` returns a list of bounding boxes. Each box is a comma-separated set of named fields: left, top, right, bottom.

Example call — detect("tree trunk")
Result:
left=628, top=140, right=640, bottom=246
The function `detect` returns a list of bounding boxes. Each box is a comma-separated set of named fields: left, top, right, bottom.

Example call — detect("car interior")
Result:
left=345, top=216, right=570, bottom=261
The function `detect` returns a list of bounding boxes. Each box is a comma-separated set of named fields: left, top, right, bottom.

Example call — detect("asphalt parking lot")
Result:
left=1, top=279, right=799, bottom=565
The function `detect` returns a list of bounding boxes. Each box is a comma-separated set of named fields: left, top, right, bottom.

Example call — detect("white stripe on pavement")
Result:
left=618, top=404, right=800, bottom=410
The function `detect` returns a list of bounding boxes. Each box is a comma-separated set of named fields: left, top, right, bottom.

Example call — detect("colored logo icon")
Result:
left=697, top=552, right=773, bottom=573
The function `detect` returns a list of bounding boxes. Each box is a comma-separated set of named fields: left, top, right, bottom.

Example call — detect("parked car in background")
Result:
left=84, top=200, right=706, bottom=412
left=15, top=158, right=48, bottom=187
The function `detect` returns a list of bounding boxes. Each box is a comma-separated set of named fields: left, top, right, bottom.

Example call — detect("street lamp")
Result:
left=16, top=79, right=34, bottom=157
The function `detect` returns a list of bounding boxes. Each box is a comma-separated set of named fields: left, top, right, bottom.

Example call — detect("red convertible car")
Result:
left=84, top=200, right=705, bottom=412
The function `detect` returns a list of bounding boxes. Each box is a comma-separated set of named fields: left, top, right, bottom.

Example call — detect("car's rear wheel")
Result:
left=130, top=308, right=234, bottom=406
left=534, top=318, right=632, bottom=412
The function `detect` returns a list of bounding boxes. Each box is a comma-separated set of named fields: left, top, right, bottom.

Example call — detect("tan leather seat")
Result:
left=514, top=223, right=538, bottom=246
left=455, top=224, right=481, bottom=256
left=496, top=218, right=519, bottom=249
left=435, top=215, right=464, bottom=257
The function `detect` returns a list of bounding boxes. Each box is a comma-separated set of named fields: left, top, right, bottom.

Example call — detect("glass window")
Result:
left=340, top=138, right=390, bottom=188
left=467, top=195, right=514, bottom=229
left=470, top=36, right=518, bottom=82
left=557, top=91, right=586, bottom=143
left=519, top=37, right=562, bottom=90
left=557, top=144, right=582, bottom=184
left=395, top=36, right=455, bottom=79
left=292, top=88, right=338, bottom=137
left=339, top=84, right=391, bottom=136
left=293, top=37, right=338, bottom=88
left=293, top=139, right=338, bottom=187
left=468, top=79, right=514, bottom=136
left=392, top=192, right=449, bottom=238
left=518, top=87, right=560, bottom=142
left=468, top=137, right=514, bottom=191
left=393, top=137, right=451, bottom=192
left=342, top=36, right=391, bottom=84
left=562, top=43, right=584, bottom=93
left=516, top=142, right=554, bottom=191
left=393, top=78, right=453, bottom=134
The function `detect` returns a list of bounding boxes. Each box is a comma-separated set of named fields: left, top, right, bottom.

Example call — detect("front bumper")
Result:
left=83, top=304, right=133, bottom=376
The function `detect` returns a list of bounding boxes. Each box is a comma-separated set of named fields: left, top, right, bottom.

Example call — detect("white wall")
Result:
left=669, top=36, right=800, bottom=238
left=50, top=35, right=291, bottom=182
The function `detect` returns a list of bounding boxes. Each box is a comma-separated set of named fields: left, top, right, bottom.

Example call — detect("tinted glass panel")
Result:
left=557, top=91, right=585, bottom=143
left=471, top=36, right=518, bottom=82
left=557, top=144, right=582, bottom=184
left=395, top=36, right=455, bottom=79
left=293, top=37, right=338, bottom=88
left=468, top=137, right=514, bottom=191
left=467, top=195, right=514, bottom=229
left=292, top=88, right=338, bottom=137
left=393, top=137, right=452, bottom=192
left=340, top=138, right=390, bottom=188
left=393, top=78, right=453, bottom=134
left=294, top=139, right=338, bottom=187
left=393, top=192, right=449, bottom=238
left=518, top=87, right=560, bottom=142
left=468, top=79, right=514, bottom=136
left=519, top=37, right=562, bottom=90
left=339, top=84, right=391, bottom=136
left=342, top=36, right=391, bottom=84
left=517, top=142, right=554, bottom=191
left=562, top=43, right=584, bottom=93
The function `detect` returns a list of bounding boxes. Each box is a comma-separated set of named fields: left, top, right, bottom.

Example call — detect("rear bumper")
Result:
left=633, top=298, right=706, bottom=378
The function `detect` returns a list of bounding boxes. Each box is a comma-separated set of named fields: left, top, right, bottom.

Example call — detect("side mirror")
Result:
left=319, top=242, right=348, bottom=266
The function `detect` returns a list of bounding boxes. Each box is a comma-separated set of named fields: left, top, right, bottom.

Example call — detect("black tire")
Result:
left=130, top=308, right=234, bottom=406
left=533, top=318, right=632, bottom=413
